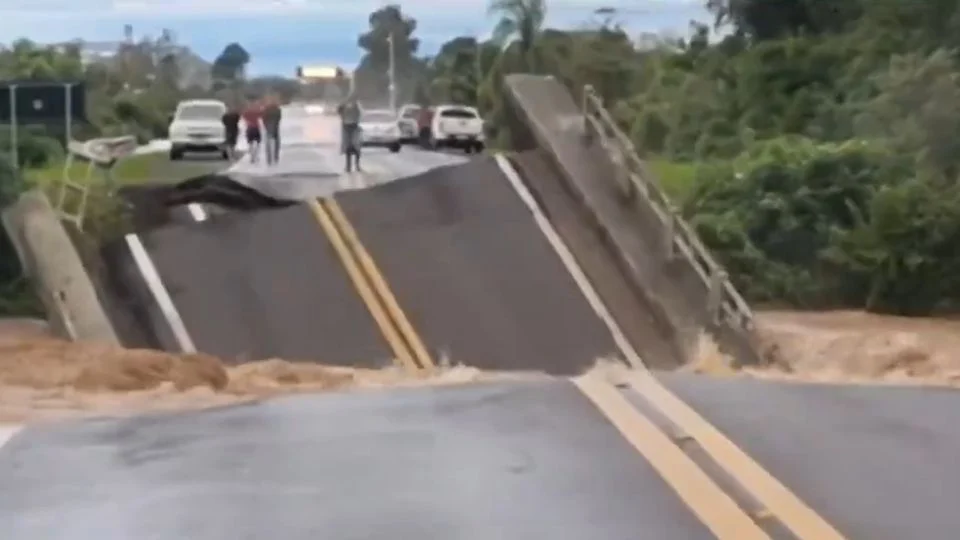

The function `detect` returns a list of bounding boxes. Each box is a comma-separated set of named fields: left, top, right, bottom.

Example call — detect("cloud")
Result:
left=2, top=0, right=702, bottom=17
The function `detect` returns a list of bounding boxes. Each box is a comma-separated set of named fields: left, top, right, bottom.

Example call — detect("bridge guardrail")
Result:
left=580, top=85, right=754, bottom=333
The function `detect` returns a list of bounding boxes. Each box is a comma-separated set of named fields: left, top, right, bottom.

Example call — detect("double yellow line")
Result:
left=309, top=197, right=435, bottom=371
left=575, top=369, right=847, bottom=539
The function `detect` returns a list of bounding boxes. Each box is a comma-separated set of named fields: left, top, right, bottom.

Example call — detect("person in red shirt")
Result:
left=241, top=99, right=264, bottom=164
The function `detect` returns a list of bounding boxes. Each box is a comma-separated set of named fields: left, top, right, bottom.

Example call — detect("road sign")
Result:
left=0, top=81, right=87, bottom=169
left=0, top=81, right=86, bottom=123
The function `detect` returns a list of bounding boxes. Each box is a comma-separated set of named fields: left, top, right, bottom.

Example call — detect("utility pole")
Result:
left=475, top=36, right=482, bottom=106
left=387, top=32, right=396, bottom=112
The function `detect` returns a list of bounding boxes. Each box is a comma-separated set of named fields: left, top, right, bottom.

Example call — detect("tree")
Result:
left=212, top=43, right=250, bottom=86
left=354, top=5, right=422, bottom=104
left=706, top=0, right=863, bottom=40
left=428, top=36, right=491, bottom=106
left=488, top=0, right=546, bottom=70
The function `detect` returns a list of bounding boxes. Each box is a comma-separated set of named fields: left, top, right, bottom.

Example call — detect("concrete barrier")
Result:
left=503, top=74, right=761, bottom=366
left=1, top=189, right=119, bottom=344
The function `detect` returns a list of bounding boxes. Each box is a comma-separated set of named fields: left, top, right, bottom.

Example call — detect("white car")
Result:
left=397, top=103, right=421, bottom=143
left=168, top=99, right=229, bottom=160
left=359, top=109, right=402, bottom=153
left=430, top=105, right=485, bottom=153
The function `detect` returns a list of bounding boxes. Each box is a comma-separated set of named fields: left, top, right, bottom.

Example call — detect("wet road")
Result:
left=4, top=373, right=960, bottom=538
left=11, top=100, right=960, bottom=538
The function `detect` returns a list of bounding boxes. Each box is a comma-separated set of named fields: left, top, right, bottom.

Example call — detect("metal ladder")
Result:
left=56, top=136, right=137, bottom=230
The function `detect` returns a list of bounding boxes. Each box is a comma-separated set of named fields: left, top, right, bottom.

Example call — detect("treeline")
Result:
left=398, top=0, right=960, bottom=316
left=0, top=37, right=296, bottom=315
left=0, top=38, right=300, bottom=172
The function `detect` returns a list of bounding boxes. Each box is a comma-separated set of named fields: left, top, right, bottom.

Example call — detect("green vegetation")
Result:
left=4, top=2, right=959, bottom=320
left=371, top=0, right=960, bottom=316
left=0, top=36, right=272, bottom=316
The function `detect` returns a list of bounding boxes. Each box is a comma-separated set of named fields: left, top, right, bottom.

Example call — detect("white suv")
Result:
left=397, top=103, right=421, bottom=143
left=168, top=99, right=229, bottom=160
left=430, top=105, right=485, bottom=153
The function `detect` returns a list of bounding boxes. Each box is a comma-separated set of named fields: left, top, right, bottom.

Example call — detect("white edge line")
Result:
left=124, top=233, right=197, bottom=353
left=0, top=425, right=22, bottom=449
left=493, top=154, right=645, bottom=369
left=187, top=203, right=208, bottom=222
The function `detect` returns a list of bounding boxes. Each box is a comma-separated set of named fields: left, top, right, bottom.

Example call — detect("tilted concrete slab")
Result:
left=335, top=156, right=619, bottom=374
left=140, top=203, right=393, bottom=365
left=1, top=190, right=118, bottom=344
left=0, top=379, right=711, bottom=539
left=503, top=75, right=758, bottom=365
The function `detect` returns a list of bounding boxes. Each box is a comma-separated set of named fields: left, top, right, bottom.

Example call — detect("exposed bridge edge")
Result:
left=502, top=74, right=762, bottom=366
left=1, top=189, right=119, bottom=344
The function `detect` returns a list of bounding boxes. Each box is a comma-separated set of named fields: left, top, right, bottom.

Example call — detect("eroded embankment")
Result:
left=0, top=320, right=528, bottom=423
left=3, top=308, right=960, bottom=424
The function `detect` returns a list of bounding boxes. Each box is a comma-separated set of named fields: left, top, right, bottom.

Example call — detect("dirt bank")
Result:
left=0, top=320, right=520, bottom=423
left=689, top=310, right=960, bottom=387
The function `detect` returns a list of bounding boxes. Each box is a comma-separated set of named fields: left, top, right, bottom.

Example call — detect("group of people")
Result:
left=219, top=93, right=421, bottom=173
left=221, top=96, right=283, bottom=165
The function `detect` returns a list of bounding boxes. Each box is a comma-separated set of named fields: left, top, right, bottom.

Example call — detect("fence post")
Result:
left=664, top=205, right=677, bottom=260
left=582, top=85, right=593, bottom=131
left=707, top=267, right=727, bottom=325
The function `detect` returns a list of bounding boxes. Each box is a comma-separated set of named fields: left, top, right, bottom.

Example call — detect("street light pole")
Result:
left=475, top=36, right=482, bottom=106
left=387, top=32, right=396, bottom=112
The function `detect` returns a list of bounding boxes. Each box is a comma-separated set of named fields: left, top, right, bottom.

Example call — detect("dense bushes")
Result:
left=682, top=137, right=960, bottom=314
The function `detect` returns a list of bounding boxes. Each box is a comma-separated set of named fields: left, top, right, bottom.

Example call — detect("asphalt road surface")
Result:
left=4, top=373, right=960, bottom=538
left=13, top=103, right=960, bottom=538
left=115, top=105, right=622, bottom=373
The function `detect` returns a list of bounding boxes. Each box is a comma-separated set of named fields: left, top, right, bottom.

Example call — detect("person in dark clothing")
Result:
left=262, top=95, right=282, bottom=166
left=241, top=100, right=263, bottom=164
left=417, top=106, right=433, bottom=149
left=221, top=107, right=241, bottom=161
left=337, top=95, right=362, bottom=173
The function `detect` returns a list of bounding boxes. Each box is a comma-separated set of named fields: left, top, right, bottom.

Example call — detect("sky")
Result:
left=0, top=0, right=712, bottom=76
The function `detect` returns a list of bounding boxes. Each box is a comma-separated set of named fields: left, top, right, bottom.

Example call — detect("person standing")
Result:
left=417, top=105, right=433, bottom=149
left=262, top=95, right=282, bottom=166
left=337, top=94, right=362, bottom=173
left=241, top=99, right=264, bottom=164
left=221, top=104, right=241, bottom=161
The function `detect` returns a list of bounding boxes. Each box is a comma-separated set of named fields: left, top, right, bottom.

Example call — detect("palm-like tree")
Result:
left=488, top=0, right=546, bottom=70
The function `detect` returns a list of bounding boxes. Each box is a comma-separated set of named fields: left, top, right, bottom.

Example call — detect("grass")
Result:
left=24, top=152, right=226, bottom=190
left=647, top=158, right=699, bottom=204
left=20, top=152, right=228, bottom=241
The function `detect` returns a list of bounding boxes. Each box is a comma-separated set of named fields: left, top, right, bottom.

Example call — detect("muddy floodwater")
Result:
left=2, top=310, right=960, bottom=424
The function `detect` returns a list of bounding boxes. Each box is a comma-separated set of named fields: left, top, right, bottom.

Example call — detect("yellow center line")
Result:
left=307, top=199, right=419, bottom=371
left=322, top=198, right=436, bottom=370
left=573, top=372, right=770, bottom=540
left=623, top=369, right=847, bottom=540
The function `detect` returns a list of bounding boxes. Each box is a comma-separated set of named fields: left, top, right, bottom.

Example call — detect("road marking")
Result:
left=494, top=154, right=846, bottom=539
left=186, top=203, right=207, bottom=222
left=624, top=369, right=847, bottom=540
left=322, top=198, right=436, bottom=369
left=124, top=233, right=196, bottom=353
left=0, top=425, right=22, bottom=448
left=573, top=373, right=770, bottom=539
left=307, top=199, right=419, bottom=371
left=493, top=154, right=640, bottom=366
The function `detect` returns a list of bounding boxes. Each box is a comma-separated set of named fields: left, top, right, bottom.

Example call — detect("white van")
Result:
left=168, top=99, right=229, bottom=160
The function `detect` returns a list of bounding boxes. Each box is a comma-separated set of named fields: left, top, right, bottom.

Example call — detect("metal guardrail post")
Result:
left=707, top=267, right=727, bottom=325
left=582, top=85, right=592, bottom=132
left=664, top=205, right=677, bottom=260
